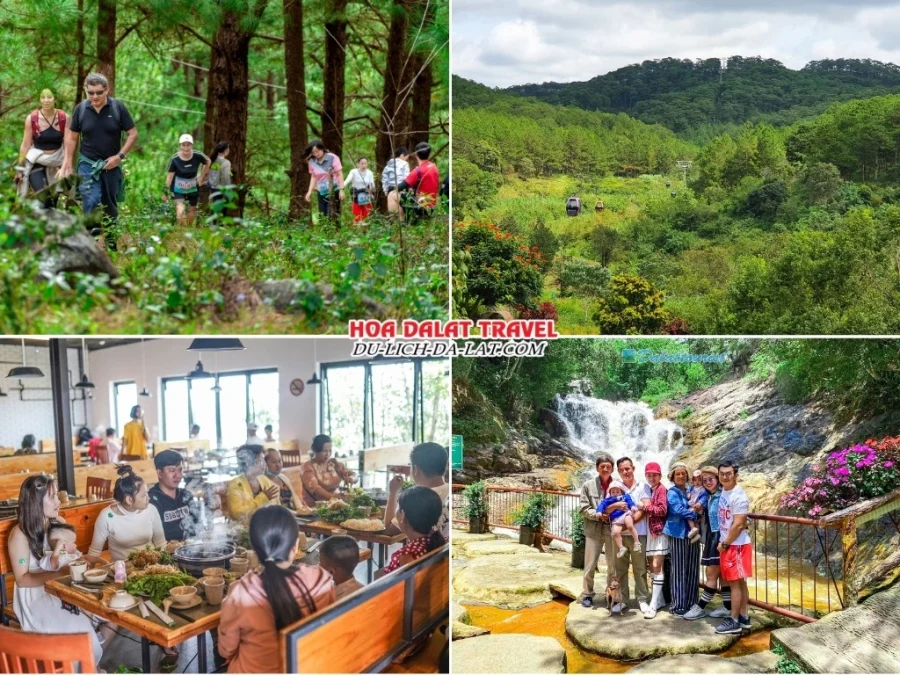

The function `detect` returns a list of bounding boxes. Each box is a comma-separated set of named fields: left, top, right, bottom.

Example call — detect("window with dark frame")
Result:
left=112, top=381, right=137, bottom=437
left=161, top=367, right=278, bottom=447
left=320, top=358, right=449, bottom=451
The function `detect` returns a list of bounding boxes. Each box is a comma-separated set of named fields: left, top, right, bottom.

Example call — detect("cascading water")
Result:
left=553, top=393, right=683, bottom=479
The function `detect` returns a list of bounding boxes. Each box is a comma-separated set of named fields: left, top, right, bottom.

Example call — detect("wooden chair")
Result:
left=85, top=477, right=111, bottom=501
left=280, top=449, right=303, bottom=468
left=280, top=545, right=449, bottom=673
left=0, top=624, right=96, bottom=673
left=94, top=446, right=109, bottom=465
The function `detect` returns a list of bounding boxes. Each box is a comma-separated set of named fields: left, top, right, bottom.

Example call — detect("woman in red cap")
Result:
left=642, top=461, right=668, bottom=618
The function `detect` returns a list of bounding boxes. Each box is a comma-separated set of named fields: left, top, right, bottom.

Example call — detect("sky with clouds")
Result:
left=453, top=0, right=900, bottom=87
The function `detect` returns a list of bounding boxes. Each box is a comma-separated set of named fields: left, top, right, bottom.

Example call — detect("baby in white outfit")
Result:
left=39, top=522, right=83, bottom=571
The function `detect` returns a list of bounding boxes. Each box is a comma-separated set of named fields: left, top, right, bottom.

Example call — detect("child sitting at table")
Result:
left=39, top=522, right=83, bottom=571
left=383, top=486, right=446, bottom=574
left=383, top=442, right=449, bottom=539
left=319, top=536, right=363, bottom=600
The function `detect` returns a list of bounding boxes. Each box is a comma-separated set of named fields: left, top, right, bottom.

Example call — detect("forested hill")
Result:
left=472, top=57, right=900, bottom=134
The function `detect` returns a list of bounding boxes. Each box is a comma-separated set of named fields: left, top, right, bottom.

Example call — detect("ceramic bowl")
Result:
left=169, top=586, right=198, bottom=607
left=109, top=590, right=136, bottom=609
left=83, top=568, right=108, bottom=583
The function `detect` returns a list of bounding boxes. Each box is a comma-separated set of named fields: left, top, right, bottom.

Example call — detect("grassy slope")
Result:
left=480, top=175, right=669, bottom=333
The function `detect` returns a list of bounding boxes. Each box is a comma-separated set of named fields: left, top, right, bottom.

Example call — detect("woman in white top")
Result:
left=8, top=475, right=104, bottom=666
left=343, top=157, right=376, bottom=223
left=89, top=465, right=166, bottom=562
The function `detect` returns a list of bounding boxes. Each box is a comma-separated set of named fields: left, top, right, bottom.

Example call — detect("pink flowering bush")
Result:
left=781, top=436, right=900, bottom=517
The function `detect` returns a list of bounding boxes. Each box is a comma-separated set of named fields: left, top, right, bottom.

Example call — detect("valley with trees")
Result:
left=0, top=0, right=448, bottom=333
left=452, top=58, right=900, bottom=334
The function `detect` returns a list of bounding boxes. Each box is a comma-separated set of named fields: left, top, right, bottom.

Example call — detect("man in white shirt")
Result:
left=245, top=423, right=265, bottom=447
left=614, top=456, right=652, bottom=613
left=715, top=461, right=753, bottom=635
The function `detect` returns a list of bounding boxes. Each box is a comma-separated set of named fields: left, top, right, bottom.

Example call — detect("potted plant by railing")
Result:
left=461, top=481, right=489, bottom=534
left=570, top=509, right=585, bottom=569
left=512, top=493, right=552, bottom=547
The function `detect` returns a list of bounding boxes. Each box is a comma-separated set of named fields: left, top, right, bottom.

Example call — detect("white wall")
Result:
left=0, top=344, right=87, bottom=448
left=87, top=338, right=356, bottom=450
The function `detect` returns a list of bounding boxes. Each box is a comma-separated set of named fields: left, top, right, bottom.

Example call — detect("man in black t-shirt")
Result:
left=61, top=72, right=138, bottom=250
left=149, top=449, right=201, bottom=541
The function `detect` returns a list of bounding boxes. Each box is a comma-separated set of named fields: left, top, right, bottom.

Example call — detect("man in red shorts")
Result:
left=715, top=461, right=752, bottom=635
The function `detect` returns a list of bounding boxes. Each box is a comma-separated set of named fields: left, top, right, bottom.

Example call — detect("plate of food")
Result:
left=294, top=504, right=317, bottom=519
left=123, top=568, right=198, bottom=605
left=340, top=518, right=385, bottom=533
left=128, top=545, right=175, bottom=570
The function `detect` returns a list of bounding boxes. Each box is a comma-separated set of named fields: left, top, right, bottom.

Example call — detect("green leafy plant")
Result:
left=570, top=509, right=585, bottom=548
left=460, top=481, right=488, bottom=520
left=511, top=493, right=554, bottom=529
left=773, top=644, right=805, bottom=674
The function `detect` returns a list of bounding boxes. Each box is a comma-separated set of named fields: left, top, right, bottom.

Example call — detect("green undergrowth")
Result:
left=0, top=194, right=448, bottom=333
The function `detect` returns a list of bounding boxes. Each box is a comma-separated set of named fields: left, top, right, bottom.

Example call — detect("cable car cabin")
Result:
left=666, top=181, right=671, bottom=188
left=566, top=196, right=582, bottom=216
left=594, top=200, right=605, bottom=212
left=670, top=191, right=677, bottom=198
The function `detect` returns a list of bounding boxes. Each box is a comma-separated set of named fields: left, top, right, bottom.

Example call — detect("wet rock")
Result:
left=453, top=550, right=582, bottom=609
left=462, top=540, right=538, bottom=557
left=565, top=603, right=774, bottom=659
left=451, top=635, right=566, bottom=673
left=630, top=652, right=779, bottom=673
left=451, top=601, right=469, bottom=624
left=452, top=621, right=490, bottom=640
left=539, top=408, right=570, bottom=438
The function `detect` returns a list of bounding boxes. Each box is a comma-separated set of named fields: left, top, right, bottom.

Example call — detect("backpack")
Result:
left=73, top=96, right=127, bottom=131
left=31, top=110, right=67, bottom=139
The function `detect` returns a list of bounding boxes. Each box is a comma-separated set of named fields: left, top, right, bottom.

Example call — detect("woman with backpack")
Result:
left=304, top=140, right=344, bottom=219
left=15, top=89, right=67, bottom=205
left=163, top=133, right=210, bottom=226
left=207, top=141, right=233, bottom=207
left=343, top=157, right=376, bottom=222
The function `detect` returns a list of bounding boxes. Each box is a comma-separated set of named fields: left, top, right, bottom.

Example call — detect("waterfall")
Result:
left=553, top=393, right=683, bottom=480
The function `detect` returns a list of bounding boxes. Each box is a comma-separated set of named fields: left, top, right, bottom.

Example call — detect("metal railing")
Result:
left=453, top=484, right=900, bottom=622
left=452, top=484, right=580, bottom=542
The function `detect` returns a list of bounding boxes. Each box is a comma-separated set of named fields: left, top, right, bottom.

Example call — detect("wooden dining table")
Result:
left=296, top=519, right=406, bottom=582
left=45, top=573, right=221, bottom=673
left=43, top=548, right=374, bottom=673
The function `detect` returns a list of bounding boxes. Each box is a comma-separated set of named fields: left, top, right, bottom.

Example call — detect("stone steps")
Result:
left=771, top=583, right=900, bottom=673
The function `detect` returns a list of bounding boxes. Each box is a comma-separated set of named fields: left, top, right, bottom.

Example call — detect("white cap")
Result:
left=179, top=134, right=194, bottom=145
left=247, top=423, right=258, bottom=431
left=608, top=480, right=627, bottom=494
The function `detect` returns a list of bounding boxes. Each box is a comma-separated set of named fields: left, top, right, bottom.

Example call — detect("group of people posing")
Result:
left=14, top=74, right=442, bottom=247
left=580, top=454, right=754, bottom=636
left=6, top=439, right=449, bottom=672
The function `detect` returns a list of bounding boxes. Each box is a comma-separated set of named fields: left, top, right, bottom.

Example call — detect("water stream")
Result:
left=553, top=394, right=683, bottom=478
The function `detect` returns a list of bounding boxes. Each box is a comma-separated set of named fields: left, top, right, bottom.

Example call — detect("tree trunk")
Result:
left=96, top=0, right=117, bottom=94
left=283, top=0, right=309, bottom=219
left=375, top=0, right=411, bottom=210
left=322, top=0, right=348, bottom=159
left=75, top=0, right=86, bottom=104
left=407, top=52, right=432, bottom=149
left=209, top=4, right=268, bottom=216
left=265, top=71, right=275, bottom=112
left=203, top=45, right=217, bottom=155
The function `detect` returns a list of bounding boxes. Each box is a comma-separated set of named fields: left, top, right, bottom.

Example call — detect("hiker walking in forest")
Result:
left=343, top=157, right=376, bottom=223
left=163, top=134, right=209, bottom=226
left=60, top=73, right=138, bottom=251
left=207, top=141, right=233, bottom=207
left=384, top=146, right=411, bottom=215
left=304, top=140, right=344, bottom=219
left=15, top=88, right=67, bottom=207
left=393, top=142, right=440, bottom=223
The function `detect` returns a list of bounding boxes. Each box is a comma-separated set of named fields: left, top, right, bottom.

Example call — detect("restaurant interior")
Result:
left=0, top=337, right=450, bottom=673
